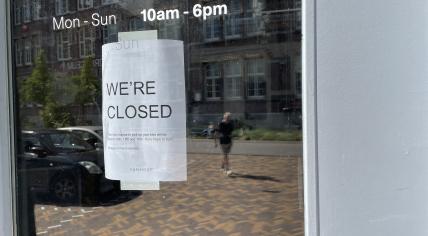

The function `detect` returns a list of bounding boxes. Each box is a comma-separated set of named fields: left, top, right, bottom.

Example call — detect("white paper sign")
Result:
left=118, top=30, right=160, bottom=190
left=102, top=40, right=187, bottom=181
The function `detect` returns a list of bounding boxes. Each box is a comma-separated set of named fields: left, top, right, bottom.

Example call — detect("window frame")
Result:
left=246, top=58, right=266, bottom=99
left=55, top=0, right=70, bottom=15
left=78, top=0, right=93, bottom=11
left=23, top=37, right=31, bottom=65
left=14, top=4, right=21, bottom=25
left=203, top=16, right=221, bottom=42
left=56, top=30, right=72, bottom=60
left=79, top=26, right=95, bottom=58
left=205, top=63, right=222, bottom=100
left=14, top=39, right=23, bottom=66
left=22, top=0, right=31, bottom=23
left=0, top=0, right=319, bottom=236
left=223, top=60, right=242, bottom=99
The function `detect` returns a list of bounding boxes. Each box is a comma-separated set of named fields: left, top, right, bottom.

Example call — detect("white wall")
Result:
left=0, top=0, right=15, bottom=234
left=307, top=0, right=428, bottom=235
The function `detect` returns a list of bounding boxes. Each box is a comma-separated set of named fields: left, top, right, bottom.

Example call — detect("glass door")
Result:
left=11, top=0, right=303, bottom=235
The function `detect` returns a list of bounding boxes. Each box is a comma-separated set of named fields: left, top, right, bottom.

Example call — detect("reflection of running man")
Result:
left=215, top=112, right=234, bottom=175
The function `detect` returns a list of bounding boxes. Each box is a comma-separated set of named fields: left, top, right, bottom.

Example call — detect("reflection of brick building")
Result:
left=187, top=1, right=301, bottom=129
left=13, top=0, right=301, bottom=129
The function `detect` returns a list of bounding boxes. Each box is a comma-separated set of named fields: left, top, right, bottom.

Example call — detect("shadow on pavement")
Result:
left=34, top=190, right=142, bottom=207
left=228, top=172, right=281, bottom=182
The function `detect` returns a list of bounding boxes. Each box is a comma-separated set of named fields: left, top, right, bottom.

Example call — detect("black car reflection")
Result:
left=19, top=130, right=119, bottom=203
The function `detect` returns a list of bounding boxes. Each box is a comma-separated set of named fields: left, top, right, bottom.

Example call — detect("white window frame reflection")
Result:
left=203, top=16, right=221, bottom=42
left=224, top=61, right=242, bottom=99
left=246, top=58, right=266, bottom=98
left=56, top=31, right=71, bottom=60
left=244, top=0, right=265, bottom=36
left=101, top=0, right=119, bottom=5
left=55, top=0, right=70, bottom=15
left=102, top=24, right=118, bottom=44
left=129, top=17, right=145, bottom=31
left=24, top=38, right=32, bottom=65
left=79, top=27, right=95, bottom=58
left=78, top=0, right=93, bottom=10
left=224, top=13, right=241, bottom=39
left=205, top=63, right=222, bottom=100
left=14, top=4, right=21, bottom=25
left=32, top=34, right=41, bottom=60
left=32, top=0, right=43, bottom=20
left=159, top=20, right=181, bottom=40
left=22, top=0, right=31, bottom=23
left=15, top=39, right=23, bottom=66
left=224, top=1, right=241, bottom=39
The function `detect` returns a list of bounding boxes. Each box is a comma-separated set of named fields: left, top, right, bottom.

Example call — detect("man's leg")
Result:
left=224, top=153, right=229, bottom=171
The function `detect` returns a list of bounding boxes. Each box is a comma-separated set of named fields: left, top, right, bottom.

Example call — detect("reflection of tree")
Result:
left=21, top=51, right=51, bottom=106
left=21, top=51, right=73, bottom=128
left=72, top=57, right=101, bottom=124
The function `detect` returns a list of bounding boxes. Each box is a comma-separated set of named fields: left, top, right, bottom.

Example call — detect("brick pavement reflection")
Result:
left=35, top=154, right=304, bottom=236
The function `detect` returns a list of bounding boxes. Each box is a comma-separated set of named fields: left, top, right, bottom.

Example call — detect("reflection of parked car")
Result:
left=58, top=126, right=103, bottom=149
left=17, top=152, right=85, bottom=202
left=21, top=130, right=117, bottom=202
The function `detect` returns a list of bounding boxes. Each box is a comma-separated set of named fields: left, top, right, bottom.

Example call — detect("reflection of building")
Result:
left=187, top=0, right=302, bottom=129
left=13, top=0, right=301, bottom=129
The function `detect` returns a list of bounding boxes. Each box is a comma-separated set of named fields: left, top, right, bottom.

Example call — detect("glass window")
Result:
left=128, top=17, right=145, bottom=31
left=12, top=1, right=303, bottom=235
left=14, top=4, right=21, bottom=25
left=79, top=27, right=95, bottom=57
left=14, top=39, right=23, bottom=66
left=159, top=20, right=182, bottom=40
left=204, top=16, right=221, bottom=41
left=24, top=38, right=32, bottom=65
left=224, top=60, right=242, bottom=99
left=78, top=0, right=93, bottom=10
left=55, top=0, right=69, bottom=15
left=56, top=31, right=71, bottom=60
left=246, top=58, right=266, bottom=97
left=22, top=0, right=31, bottom=23
left=102, top=0, right=119, bottom=5
left=244, top=0, right=265, bottom=35
left=31, top=35, right=41, bottom=59
left=205, top=63, right=222, bottom=99
left=32, top=0, right=43, bottom=20
left=102, top=24, right=118, bottom=43
left=224, top=1, right=241, bottom=38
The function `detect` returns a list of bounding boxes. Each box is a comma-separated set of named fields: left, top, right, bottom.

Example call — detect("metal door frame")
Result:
left=0, top=0, right=16, bottom=234
left=0, top=0, right=320, bottom=235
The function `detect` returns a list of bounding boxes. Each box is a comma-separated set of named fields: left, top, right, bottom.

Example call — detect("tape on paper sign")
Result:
left=102, top=40, right=187, bottom=181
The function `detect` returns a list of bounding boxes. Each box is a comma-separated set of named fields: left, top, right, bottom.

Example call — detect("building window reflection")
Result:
left=32, top=35, right=41, bottom=60
left=15, top=39, right=23, bottom=66
left=79, top=27, right=95, bottom=57
left=55, top=0, right=70, bottom=15
left=56, top=31, right=71, bottom=60
left=78, top=0, right=93, bottom=10
left=32, top=0, right=43, bottom=20
left=224, top=61, right=242, bottom=99
left=102, top=24, right=118, bottom=43
left=244, top=0, right=265, bottom=36
left=24, top=38, right=32, bottom=65
left=246, top=58, right=266, bottom=98
left=102, top=0, right=119, bottom=5
left=204, top=16, right=221, bottom=41
left=14, top=4, right=21, bottom=25
left=224, top=1, right=241, bottom=39
left=22, top=0, right=31, bottom=23
left=159, top=20, right=181, bottom=40
left=205, top=63, right=222, bottom=100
